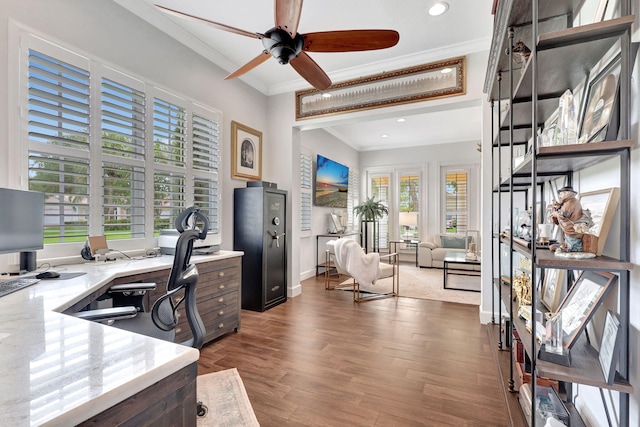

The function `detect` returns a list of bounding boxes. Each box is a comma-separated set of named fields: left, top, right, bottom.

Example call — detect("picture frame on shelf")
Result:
left=231, top=120, right=262, bottom=181
left=541, top=269, right=565, bottom=313
left=599, top=310, right=621, bottom=385
left=578, top=187, right=620, bottom=256
left=540, top=107, right=559, bottom=147
left=556, top=271, right=617, bottom=349
left=578, top=53, right=621, bottom=144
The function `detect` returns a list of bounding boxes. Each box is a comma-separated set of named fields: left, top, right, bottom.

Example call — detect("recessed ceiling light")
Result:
left=396, top=118, right=406, bottom=122
left=441, top=67, right=453, bottom=74
left=428, top=2, right=449, bottom=16
left=322, top=93, right=332, bottom=98
left=381, top=134, right=389, bottom=138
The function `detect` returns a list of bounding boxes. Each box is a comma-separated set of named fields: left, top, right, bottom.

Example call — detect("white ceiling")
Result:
left=116, top=0, right=495, bottom=151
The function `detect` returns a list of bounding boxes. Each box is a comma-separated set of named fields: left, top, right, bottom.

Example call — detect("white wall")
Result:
left=298, top=129, right=360, bottom=279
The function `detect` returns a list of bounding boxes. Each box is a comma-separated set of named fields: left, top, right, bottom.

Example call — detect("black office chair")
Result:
left=74, top=206, right=207, bottom=349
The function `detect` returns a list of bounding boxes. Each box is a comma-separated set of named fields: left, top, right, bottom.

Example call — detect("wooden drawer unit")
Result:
left=108, top=256, right=242, bottom=346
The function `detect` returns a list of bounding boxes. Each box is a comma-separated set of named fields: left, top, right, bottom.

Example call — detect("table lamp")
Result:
left=399, top=211, right=418, bottom=240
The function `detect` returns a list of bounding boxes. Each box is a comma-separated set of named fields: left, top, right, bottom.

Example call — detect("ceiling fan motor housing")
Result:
left=262, top=28, right=304, bottom=64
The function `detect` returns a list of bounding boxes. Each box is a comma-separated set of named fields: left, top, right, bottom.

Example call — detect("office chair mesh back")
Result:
left=151, top=208, right=208, bottom=349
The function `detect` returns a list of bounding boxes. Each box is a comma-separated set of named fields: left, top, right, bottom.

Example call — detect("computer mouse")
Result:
left=36, top=271, right=60, bottom=279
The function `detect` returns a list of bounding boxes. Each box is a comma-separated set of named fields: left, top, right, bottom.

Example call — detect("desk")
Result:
left=389, top=239, right=421, bottom=266
left=0, top=251, right=242, bottom=426
left=443, top=251, right=481, bottom=292
left=316, top=232, right=359, bottom=275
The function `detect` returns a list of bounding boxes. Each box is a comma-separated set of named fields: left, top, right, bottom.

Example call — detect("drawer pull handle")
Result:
left=218, top=323, right=224, bottom=329
left=218, top=297, right=224, bottom=303
left=218, top=271, right=225, bottom=277
left=271, top=285, right=280, bottom=292
left=218, top=310, right=224, bottom=316
left=218, top=284, right=225, bottom=289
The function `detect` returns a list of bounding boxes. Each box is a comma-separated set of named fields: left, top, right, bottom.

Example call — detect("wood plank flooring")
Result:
left=198, top=274, right=508, bottom=426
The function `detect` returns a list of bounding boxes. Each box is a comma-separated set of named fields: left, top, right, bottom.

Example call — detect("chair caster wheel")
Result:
left=197, top=401, right=208, bottom=417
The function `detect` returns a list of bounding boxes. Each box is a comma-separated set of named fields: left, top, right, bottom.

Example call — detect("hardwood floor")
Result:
left=198, top=274, right=508, bottom=426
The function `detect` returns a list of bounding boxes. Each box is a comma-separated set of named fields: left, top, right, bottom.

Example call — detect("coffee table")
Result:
left=443, top=251, right=481, bottom=292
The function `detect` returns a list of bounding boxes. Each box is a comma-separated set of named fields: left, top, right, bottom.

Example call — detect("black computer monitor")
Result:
left=0, top=188, right=45, bottom=255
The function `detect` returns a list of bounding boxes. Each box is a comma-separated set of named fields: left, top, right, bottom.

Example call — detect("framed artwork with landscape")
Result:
left=231, top=120, right=262, bottom=181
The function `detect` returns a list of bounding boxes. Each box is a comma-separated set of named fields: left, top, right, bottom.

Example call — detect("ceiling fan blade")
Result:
left=302, top=30, right=400, bottom=52
left=224, top=51, right=271, bottom=80
left=274, top=0, right=303, bottom=37
left=290, top=52, right=332, bottom=90
left=155, top=5, right=263, bottom=39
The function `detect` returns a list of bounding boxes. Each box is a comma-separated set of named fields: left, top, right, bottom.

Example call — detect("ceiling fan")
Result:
left=155, top=0, right=400, bottom=90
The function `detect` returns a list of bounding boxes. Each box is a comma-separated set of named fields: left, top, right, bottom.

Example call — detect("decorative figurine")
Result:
left=513, top=271, right=532, bottom=307
left=547, top=186, right=595, bottom=254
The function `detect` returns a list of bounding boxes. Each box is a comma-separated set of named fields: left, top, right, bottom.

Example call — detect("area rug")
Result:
left=338, top=265, right=480, bottom=305
left=197, top=368, right=260, bottom=427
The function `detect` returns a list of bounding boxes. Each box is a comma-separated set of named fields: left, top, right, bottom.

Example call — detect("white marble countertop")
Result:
left=0, top=250, right=243, bottom=426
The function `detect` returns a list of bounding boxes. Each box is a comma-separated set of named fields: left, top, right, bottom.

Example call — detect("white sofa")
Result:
left=418, top=234, right=481, bottom=271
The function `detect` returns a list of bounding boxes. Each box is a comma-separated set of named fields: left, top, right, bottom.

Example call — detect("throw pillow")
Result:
left=440, top=235, right=471, bottom=249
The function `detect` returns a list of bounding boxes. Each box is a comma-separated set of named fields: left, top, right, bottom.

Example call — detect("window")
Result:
left=399, top=173, right=419, bottom=239
left=368, top=174, right=390, bottom=250
left=21, top=34, right=221, bottom=254
left=443, top=170, right=468, bottom=233
left=300, top=149, right=312, bottom=234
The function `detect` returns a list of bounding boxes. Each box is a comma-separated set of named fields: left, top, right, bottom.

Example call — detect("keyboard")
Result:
left=0, top=277, right=41, bottom=298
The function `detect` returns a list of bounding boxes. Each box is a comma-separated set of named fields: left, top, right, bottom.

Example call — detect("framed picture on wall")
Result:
left=231, top=120, right=262, bottom=181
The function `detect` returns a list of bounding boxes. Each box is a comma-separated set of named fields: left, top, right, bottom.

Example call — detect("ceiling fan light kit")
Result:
left=155, top=0, right=399, bottom=90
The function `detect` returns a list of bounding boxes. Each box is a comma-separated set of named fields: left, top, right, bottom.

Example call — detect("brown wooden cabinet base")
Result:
left=78, top=362, right=197, bottom=427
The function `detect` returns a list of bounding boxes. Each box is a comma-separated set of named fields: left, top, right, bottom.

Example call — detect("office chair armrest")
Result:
left=72, top=306, right=138, bottom=322
left=108, top=282, right=156, bottom=293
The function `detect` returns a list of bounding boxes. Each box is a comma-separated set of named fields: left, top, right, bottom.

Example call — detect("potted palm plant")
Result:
left=353, top=197, right=388, bottom=252
left=353, top=197, right=389, bottom=221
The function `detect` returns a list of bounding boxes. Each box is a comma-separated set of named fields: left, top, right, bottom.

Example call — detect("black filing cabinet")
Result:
left=234, top=182, right=287, bottom=312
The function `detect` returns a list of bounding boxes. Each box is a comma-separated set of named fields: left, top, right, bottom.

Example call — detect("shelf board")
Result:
left=497, top=282, right=634, bottom=394
left=507, top=140, right=634, bottom=183
left=485, top=0, right=580, bottom=99
left=490, top=15, right=635, bottom=145
left=499, top=236, right=633, bottom=271
left=515, top=16, right=634, bottom=102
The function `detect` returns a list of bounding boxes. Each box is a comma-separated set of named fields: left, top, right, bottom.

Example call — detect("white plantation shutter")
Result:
left=444, top=170, right=468, bottom=233
left=101, top=74, right=147, bottom=239
left=27, top=48, right=91, bottom=242
left=191, top=111, right=220, bottom=234
left=300, top=150, right=312, bottom=233
left=20, top=33, right=222, bottom=252
left=347, top=169, right=359, bottom=228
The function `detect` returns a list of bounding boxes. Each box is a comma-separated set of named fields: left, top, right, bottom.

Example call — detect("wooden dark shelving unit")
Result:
left=487, top=1, right=635, bottom=426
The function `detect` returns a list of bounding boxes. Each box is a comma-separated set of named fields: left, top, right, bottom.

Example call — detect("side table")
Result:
left=389, top=239, right=421, bottom=267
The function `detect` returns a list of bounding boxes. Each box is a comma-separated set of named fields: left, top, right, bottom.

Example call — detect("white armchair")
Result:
left=324, top=239, right=398, bottom=302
